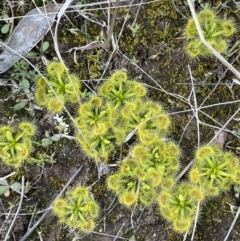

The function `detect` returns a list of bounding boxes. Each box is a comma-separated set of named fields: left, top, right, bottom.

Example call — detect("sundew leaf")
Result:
left=0, top=4, right=62, bottom=73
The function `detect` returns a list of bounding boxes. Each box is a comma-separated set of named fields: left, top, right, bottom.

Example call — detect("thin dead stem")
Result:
left=224, top=206, right=240, bottom=241
left=4, top=176, right=24, bottom=241
left=19, top=165, right=83, bottom=241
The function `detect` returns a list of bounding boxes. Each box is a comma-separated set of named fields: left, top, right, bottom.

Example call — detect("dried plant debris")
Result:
left=0, top=4, right=62, bottom=73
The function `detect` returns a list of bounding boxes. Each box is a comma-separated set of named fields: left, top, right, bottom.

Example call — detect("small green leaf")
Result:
left=51, top=134, right=60, bottom=142
left=3, top=14, right=9, bottom=23
left=10, top=182, right=22, bottom=192
left=21, top=78, right=30, bottom=89
left=13, top=100, right=28, bottom=111
left=41, top=138, right=53, bottom=147
left=234, top=185, right=240, bottom=192
left=27, top=52, right=39, bottom=58
left=0, top=186, right=9, bottom=195
left=29, top=108, right=35, bottom=116
left=42, top=41, right=49, bottom=52
left=1, top=24, right=9, bottom=34
left=23, top=88, right=30, bottom=94
left=0, top=178, right=9, bottom=186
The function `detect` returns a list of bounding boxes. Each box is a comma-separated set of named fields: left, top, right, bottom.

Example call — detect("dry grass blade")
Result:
left=0, top=4, right=62, bottom=73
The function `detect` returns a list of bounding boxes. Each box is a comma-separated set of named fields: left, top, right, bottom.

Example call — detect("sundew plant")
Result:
left=0, top=0, right=240, bottom=241
left=185, top=8, right=236, bottom=57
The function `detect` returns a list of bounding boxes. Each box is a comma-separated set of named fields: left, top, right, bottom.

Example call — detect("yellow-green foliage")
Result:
left=107, top=139, right=181, bottom=207
left=158, top=182, right=204, bottom=233
left=157, top=144, right=240, bottom=233
left=74, top=70, right=179, bottom=209
left=75, top=95, right=115, bottom=163
left=134, top=140, right=180, bottom=176
left=35, top=62, right=82, bottom=113
left=185, top=9, right=236, bottom=57
left=189, top=144, right=240, bottom=197
left=75, top=70, right=170, bottom=163
left=0, top=121, right=35, bottom=168
left=53, top=185, right=99, bottom=233
left=107, top=157, right=159, bottom=207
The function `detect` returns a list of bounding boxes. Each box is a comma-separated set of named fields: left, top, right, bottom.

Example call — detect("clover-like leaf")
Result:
left=41, top=138, right=53, bottom=147
left=1, top=24, right=9, bottom=34
left=0, top=186, right=9, bottom=195
left=51, top=134, right=61, bottom=142
left=13, top=100, right=28, bottom=111
left=21, top=78, right=30, bottom=90
left=0, top=178, right=9, bottom=186
left=10, top=182, right=22, bottom=192
left=42, top=41, right=49, bottom=52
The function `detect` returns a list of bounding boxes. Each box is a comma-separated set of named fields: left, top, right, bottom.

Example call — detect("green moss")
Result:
left=49, top=176, right=62, bottom=190
left=0, top=0, right=239, bottom=240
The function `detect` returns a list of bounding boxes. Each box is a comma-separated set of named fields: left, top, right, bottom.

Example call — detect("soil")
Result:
left=0, top=0, right=240, bottom=241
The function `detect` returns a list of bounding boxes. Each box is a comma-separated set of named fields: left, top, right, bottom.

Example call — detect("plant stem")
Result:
left=4, top=176, right=24, bottom=241
left=105, top=0, right=120, bottom=48
left=224, top=205, right=240, bottom=241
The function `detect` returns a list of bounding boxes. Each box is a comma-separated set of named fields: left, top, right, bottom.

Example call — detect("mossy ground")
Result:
left=0, top=0, right=240, bottom=240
